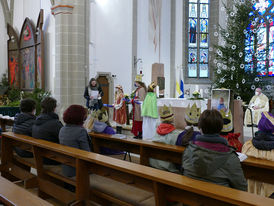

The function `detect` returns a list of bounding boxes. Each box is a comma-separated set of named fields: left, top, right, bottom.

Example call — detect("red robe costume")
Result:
left=113, top=92, right=127, bottom=125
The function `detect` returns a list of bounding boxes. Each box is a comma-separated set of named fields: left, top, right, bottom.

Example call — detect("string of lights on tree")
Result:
left=212, top=0, right=271, bottom=102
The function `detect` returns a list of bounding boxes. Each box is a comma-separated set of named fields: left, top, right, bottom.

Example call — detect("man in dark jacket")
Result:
left=13, top=98, right=36, bottom=157
left=32, top=97, right=63, bottom=144
left=182, top=109, right=247, bottom=191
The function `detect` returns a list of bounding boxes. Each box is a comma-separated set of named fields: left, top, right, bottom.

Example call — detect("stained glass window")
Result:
left=245, top=0, right=274, bottom=76
left=188, top=0, right=209, bottom=78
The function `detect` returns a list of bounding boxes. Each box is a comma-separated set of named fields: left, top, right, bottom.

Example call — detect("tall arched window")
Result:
left=188, top=0, right=209, bottom=78
left=245, top=0, right=274, bottom=76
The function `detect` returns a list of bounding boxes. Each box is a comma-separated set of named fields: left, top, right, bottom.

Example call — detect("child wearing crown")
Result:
left=141, top=82, right=158, bottom=140
left=131, top=74, right=147, bottom=139
left=176, top=103, right=201, bottom=146
left=113, top=85, right=127, bottom=134
left=92, top=110, right=123, bottom=155
left=149, top=104, right=182, bottom=173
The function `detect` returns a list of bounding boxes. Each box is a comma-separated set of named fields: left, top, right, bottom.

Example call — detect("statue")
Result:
left=244, top=88, right=269, bottom=126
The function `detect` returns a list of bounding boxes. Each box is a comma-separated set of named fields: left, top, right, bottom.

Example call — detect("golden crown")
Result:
left=185, top=103, right=201, bottom=125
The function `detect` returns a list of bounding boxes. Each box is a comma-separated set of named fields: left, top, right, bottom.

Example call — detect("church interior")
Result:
left=0, top=0, right=274, bottom=205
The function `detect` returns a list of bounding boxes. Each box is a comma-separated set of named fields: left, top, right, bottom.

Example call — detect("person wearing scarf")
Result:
left=149, top=104, right=182, bottom=173
left=182, top=109, right=247, bottom=191
left=84, top=78, right=104, bottom=111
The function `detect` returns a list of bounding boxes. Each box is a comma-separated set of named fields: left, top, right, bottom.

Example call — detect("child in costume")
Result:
left=113, top=85, right=127, bottom=134
left=242, top=112, right=274, bottom=197
left=92, top=110, right=123, bottom=155
left=176, top=103, right=201, bottom=146
left=219, top=109, right=243, bottom=152
left=141, top=82, right=158, bottom=140
left=131, top=74, right=147, bottom=139
left=149, top=105, right=182, bottom=173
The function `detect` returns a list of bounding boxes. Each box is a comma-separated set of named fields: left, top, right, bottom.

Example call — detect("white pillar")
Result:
left=51, top=0, right=88, bottom=114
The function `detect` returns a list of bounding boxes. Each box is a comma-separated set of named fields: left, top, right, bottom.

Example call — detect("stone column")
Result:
left=51, top=0, right=88, bottom=114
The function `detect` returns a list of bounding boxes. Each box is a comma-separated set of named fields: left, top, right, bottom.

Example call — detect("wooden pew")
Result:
left=0, top=175, right=52, bottom=206
left=90, top=132, right=274, bottom=185
left=1, top=132, right=274, bottom=206
left=0, top=117, right=14, bottom=132
left=91, top=132, right=184, bottom=166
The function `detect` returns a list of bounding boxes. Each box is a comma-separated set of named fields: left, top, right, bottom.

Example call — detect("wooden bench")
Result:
left=90, top=132, right=274, bottom=185
left=1, top=132, right=274, bottom=206
left=0, top=175, right=52, bottom=206
left=0, top=117, right=14, bottom=132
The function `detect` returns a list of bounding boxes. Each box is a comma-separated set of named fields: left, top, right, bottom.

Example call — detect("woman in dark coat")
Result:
left=32, top=97, right=63, bottom=165
left=32, top=97, right=63, bottom=144
left=59, top=105, right=91, bottom=177
left=84, top=78, right=104, bottom=110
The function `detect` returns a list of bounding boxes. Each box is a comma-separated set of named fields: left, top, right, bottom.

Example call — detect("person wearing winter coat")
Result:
left=32, top=97, right=63, bottom=164
left=84, top=78, right=104, bottom=110
left=32, top=97, right=63, bottom=143
left=13, top=98, right=36, bottom=157
left=182, top=109, right=247, bottom=191
left=59, top=105, right=91, bottom=177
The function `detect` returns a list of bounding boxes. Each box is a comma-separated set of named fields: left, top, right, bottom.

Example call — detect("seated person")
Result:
left=244, top=88, right=269, bottom=126
left=176, top=103, right=201, bottom=146
left=32, top=97, right=63, bottom=164
left=149, top=105, right=182, bottom=173
left=182, top=109, right=247, bottom=191
left=13, top=98, right=36, bottom=157
left=92, top=110, right=123, bottom=155
left=242, top=112, right=274, bottom=197
left=219, top=109, right=242, bottom=152
left=59, top=105, right=92, bottom=178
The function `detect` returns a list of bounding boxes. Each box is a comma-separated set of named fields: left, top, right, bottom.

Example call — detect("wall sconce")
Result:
left=11, top=35, right=15, bottom=42
left=134, top=56, right=142, bottom=68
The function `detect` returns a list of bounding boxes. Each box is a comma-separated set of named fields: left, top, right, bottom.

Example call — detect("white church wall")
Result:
left=137, top=0, right=171, bottom=97
left=0, top=6, right=8, bottom=78
left=89, top=0, right=133, bottom=96
left=12, top=0, right=55, bottom=93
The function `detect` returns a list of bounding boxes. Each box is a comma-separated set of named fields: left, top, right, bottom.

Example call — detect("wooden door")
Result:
left=97, top=76, right=109, bottom=105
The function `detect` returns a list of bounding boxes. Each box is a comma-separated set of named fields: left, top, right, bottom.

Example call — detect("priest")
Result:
left=244, top=88, right=269, bottom=126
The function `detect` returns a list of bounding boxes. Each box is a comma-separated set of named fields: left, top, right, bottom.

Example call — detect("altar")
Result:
left=157, top=98, right=209, bottom=129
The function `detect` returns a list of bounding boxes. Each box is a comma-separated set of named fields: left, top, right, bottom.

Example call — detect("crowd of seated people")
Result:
left=11, top=96, right=273, bottom=196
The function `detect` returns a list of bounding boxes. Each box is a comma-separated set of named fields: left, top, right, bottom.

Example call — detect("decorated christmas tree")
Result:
left=212, top=1, right=267, bottom=103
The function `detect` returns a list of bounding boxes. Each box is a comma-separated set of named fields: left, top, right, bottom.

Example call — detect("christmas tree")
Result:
left=212, top=1, right=267, bottom=103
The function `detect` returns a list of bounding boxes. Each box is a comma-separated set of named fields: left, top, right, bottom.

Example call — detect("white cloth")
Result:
left=157, top=98, right=208, bottom=112
left=244, top=93, right=269, bottom=125
left=142, top=117, right=157, bottom=140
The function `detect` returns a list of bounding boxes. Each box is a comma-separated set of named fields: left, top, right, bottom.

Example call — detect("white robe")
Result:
left=244, top=93, right=269, bottom=125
